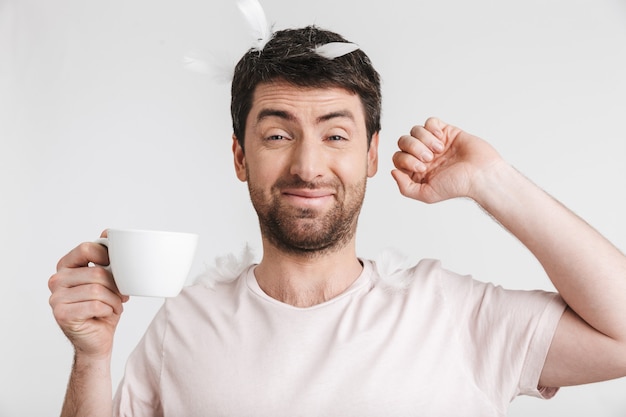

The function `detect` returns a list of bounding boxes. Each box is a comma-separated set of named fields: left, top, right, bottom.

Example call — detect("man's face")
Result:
left=233, top=81, right=379, bottom=256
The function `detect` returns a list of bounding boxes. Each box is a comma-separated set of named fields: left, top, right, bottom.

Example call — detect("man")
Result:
left=49, top=26, right=626, bottom=416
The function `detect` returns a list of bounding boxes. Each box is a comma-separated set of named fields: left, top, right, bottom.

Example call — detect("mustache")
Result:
left=273, top=177, right=340, bottom=190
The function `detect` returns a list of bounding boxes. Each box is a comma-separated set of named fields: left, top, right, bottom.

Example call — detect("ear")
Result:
left=232, top=135, right=247, bottom=182
left=367, top=132, right=379, bottom=178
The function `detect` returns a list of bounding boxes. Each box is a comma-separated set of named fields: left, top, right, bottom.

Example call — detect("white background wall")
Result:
left=1, top=0, right=625, bottom=415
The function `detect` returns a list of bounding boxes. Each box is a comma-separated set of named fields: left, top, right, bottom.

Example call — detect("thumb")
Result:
left=391, top=169, right=422, bottom=200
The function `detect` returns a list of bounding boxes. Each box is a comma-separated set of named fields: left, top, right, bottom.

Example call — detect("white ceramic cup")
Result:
left=95, top=229, right=199, bottom=297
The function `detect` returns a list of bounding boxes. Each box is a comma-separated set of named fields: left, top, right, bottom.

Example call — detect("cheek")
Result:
left=245, top=160, right=281, bottom=189
left=333, top=154, right=369, bottom=183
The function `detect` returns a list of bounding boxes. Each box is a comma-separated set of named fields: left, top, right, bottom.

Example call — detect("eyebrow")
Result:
left=316, top=110, right=355, bottom=124
left=256, top=109, right=296, bottom=123
left=256, top=109, right=356, bottom=125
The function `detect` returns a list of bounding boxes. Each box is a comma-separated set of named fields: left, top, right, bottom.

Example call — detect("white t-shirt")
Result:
left=114, top=258, right=566, bottom=417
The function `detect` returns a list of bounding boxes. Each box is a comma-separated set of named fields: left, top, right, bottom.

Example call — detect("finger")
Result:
left=57, top=242, right=110, bottom=271
left=397, top=134, right=434, bottom=163
left=392, top=149, right=427, bottom=174
left=423, top=117, right=446, bottom=139
left=409, top=124, right=445, bottom=154
left=100, top=229, right=108, bottom=238
left=50, top=263, right=113, bottom=290
left=51, top=282, right=126, bottom=316
left=52, top=299, right=118, bottom=332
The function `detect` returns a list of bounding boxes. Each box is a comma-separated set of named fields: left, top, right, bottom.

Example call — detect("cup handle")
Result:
left=94, top=237, right=108, bottom=247
left=93, top=237, right=111, bottom=271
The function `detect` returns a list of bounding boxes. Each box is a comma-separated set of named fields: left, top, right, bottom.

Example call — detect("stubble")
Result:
left=248, top=174, right=367, bottom=257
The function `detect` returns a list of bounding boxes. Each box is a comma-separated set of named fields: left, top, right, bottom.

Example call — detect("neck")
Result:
left=254, top=240, right=363, bottom=307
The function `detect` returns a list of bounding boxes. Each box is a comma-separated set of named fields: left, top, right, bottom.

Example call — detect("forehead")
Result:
left=248, top=82, right=366, bottom=123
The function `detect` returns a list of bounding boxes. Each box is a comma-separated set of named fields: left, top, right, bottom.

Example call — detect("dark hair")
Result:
left=231, top=26, right=381, bottom=149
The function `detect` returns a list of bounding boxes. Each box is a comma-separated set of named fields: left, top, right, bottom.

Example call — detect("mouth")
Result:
left=281, top=188, right=335, bottom=208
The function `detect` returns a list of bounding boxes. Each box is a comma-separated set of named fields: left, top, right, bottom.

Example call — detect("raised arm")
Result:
left=391, top=117, right=626, bottom=387
left=48, top=231, right=128, bottom=417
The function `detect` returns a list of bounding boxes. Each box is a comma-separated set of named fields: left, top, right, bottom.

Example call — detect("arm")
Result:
left=48, top=232, right=128, bottom=417
left=60, top=355, right=114, bottom=417
left=391, top=117, right=626, bottom=387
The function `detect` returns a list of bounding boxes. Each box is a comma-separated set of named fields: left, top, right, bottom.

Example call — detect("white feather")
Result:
left=193, top=244, right=257, bottom=289
left=372, top=248, right=417, bottom=291
left=237, top=0, right=273, bottom=51
left=313, top=42, right=360, bottom=59
left=183, top=55, right=210, bottom=74
left=183, top=50, right=236, bottom=83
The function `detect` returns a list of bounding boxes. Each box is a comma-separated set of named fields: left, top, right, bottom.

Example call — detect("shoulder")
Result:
left=367, top=250, right=469, bottom=294
left=164, top=263, right=254, bottom=318
left=366, top=250, right=562, bottom=313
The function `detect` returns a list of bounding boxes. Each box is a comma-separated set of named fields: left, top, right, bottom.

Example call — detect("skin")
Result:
left=232, top=81, right=378, bottom=307
left=48, top=82, right=626, bottom=416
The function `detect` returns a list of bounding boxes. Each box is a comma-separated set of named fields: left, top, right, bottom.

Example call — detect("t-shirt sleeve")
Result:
left=517, top=292, right=566, bottom=399
left=436, top=263, right=567, bottom=404
left=113, top=303, right=168, bottom=417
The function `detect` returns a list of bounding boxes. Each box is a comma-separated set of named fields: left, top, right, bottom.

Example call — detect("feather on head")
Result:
left=313, top=42, right=360, bottom=59
left=237, top=0, right=273, bottom=52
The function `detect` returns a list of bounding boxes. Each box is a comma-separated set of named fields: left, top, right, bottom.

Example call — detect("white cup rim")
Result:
left=107, top=228, right=198, bottom=237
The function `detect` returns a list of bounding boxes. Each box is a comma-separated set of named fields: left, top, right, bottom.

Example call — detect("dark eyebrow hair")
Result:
left=256, top=108, right=356, bottom=125
left=316, top=110, right=355, bottom=124
left=256, top=109, right=295, bottom=123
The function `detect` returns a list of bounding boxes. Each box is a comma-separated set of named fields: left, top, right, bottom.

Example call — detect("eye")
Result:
left=327, top=135, right=346, bottom=142
left=266, top=134, right=287, bottom=141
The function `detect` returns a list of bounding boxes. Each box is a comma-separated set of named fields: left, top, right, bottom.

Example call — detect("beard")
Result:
left=248, top=173, right=367, bottom=257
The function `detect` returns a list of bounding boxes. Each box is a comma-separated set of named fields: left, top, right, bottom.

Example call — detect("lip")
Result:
left=282, top=188, right=334, bottom=198
left=281, top=188, right=335, bottom=207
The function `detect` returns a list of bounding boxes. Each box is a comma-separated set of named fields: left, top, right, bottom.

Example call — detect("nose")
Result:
left=289, top=139, right=325, bottom=182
